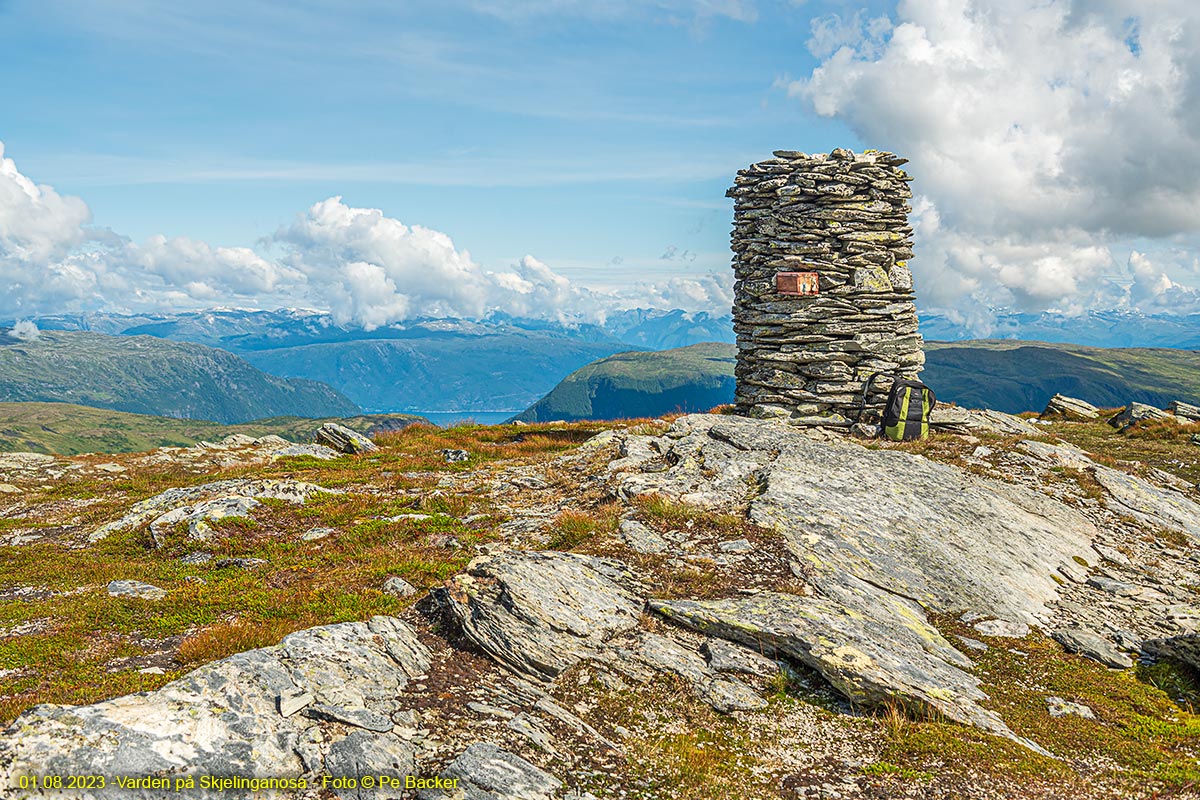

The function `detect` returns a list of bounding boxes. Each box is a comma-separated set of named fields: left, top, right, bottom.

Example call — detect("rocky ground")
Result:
left=1, top=411, right=1200, bottom=799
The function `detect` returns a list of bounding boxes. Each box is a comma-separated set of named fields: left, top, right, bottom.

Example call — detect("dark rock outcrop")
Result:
left=314, top=422, right=378, bottom=455
left=1042, top=393, right=1100, bottom=419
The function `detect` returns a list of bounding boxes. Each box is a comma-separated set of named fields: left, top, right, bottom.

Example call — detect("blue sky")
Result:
left=1, top=1, right=856, bottom=281
left=2, top=0, right=1198, bottom=330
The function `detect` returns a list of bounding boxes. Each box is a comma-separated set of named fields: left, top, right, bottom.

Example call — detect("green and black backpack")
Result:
left=856, top=372, right=937, bottom=441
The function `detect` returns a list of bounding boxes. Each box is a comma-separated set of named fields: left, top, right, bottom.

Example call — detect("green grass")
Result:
left=0, top=401, right=426, bottom=455
left=0, top=418, right=612, bottom=724
left=869, top=615, right=1200, bottom=795
left=860, top=761, right=933, bottom=782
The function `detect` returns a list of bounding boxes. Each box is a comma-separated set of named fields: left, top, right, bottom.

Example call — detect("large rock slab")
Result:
left=1041, top=393, right=1100, bottom=420
left=708, top=415, right=1096, bottom=625
left=1093, top=465, right=1200, bottom=538
left=1017, top=440, right=1098, bottom=469
left=615, top=414, right=1106, bottom=752
left=963, top=408, right=1043, bottom=437
left=437, top=550, right=643, bottom=680
left=106, top=579, right=166, bottom=600
left=611, top=415, right=775, bottom=508
left=928, top=407, right=1042, bottom=437
left=1014, top=441, right=1200, bottom=538
left=417, top=742, right=563, bottom=800
left=650, top=587, right=1044, bottom=753
left=314, top=422, right=378, bottom=455
left=148, top=495, right=261, bottom=546
left=1051, top=627, right=1133, bottom=669
left=1168, top=401, right=1200, bottom=422
left=0, top=616, right=430, bottom=798
left=1108, top=402, right=1174, bottom=431
left=90, top=478, right=338, bottom=543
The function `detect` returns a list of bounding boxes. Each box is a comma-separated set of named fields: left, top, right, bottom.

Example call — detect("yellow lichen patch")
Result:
left=829, top=645, right=874, bottom=669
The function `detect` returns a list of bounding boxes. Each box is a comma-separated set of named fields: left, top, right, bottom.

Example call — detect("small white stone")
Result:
left=277, top=690, right=315, bottom=718
left=107, top=580, right=167, bottom=601
left=382, top=576, right=418, bottom=597
left=1045, top=696, right=1095, bottom=719
left=973, top=618, right=1030, bottom=638
left=301, top=527, right=335, bottom=541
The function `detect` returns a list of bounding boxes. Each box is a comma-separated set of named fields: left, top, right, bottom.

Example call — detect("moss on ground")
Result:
left=0, top=419, right=616, bottom=724
left=1048, top=416, right=1200, bottom=486
left=868, top=615, right=1200, bottom=796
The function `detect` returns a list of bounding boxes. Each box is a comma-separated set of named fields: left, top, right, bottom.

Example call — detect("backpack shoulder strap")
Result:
left=854, top=372, right=882, bottom=422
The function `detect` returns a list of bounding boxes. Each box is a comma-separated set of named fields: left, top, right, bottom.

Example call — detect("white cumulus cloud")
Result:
left=9, top=320, right=40, bottom=341
left=785, top=0, right=1200, bottom=328
left=1, top=143, right=728, bottom=326
left=1126, top=250, right=1200, bottom=313
left=272, top=197, right=591, bottom=327
left=271, top=197, right=731, bottom=327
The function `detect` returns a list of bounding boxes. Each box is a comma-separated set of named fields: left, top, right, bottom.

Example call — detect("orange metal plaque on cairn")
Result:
left=776, top=271, right=819, bottom=296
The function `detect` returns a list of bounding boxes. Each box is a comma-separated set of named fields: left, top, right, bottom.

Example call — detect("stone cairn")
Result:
left=727, top=147, right=924, bottom=423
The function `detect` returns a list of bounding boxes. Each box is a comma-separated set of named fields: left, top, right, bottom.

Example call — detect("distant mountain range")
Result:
left=21, top=308, right=734, bottom=413
left=514, top=340, right=1200, bottom=422
left=9, top=306, right=1200, bottom=417
left=0, top=330, right=357, bottom=424
left=920, top=309, right=1200, bottom=349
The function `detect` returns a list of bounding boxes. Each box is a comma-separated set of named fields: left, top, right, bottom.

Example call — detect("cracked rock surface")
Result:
left=0, top=616, right=430, bottom=799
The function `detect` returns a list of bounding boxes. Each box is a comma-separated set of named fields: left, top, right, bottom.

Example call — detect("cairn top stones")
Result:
left=727, top=148, right=924, bottom=421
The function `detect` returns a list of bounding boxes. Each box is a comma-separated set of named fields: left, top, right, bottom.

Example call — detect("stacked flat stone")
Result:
left=728, top=147, right=924, bottom=420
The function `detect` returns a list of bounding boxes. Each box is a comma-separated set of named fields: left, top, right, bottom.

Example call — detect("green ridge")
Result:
left=514, top=340, right=1200, bottom=422
left=514, top=343, right=737, bottom=422
left=0, top=331, right=358, bottom=424
left=0, top=403, right=426, bottom=455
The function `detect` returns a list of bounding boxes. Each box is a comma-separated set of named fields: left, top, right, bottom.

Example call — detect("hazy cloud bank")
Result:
left=0, top=142, right=730, bottom=327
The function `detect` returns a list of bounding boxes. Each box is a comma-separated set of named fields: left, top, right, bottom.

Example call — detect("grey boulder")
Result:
left=1041, top=394, right=1100, bottom=420
left=315, top=422, right=378, bottom=455
left=1051, top=627, right=1133, bottom=669
left=383, top=576, right=419, bottom=597
left=272, top=443, right=342, bottom=460
left=418, top=742, right=562, bottom=800
left=1108, top=402, right=1174, bottom=431
left=1168, top=400, right=1200, bottom=422
left=617, top=518, right=669, bottom=554
left=91, top=478, right=337, bottom=543
left=1045, top=696, right=1095, bottom=719
left=650, top=586, right=1044, bottom=750
left=106, top=580, right=166, bottom=600
left=0, top=615, right=431, bottom=798
left=437, top=550, right=643, bottom=680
